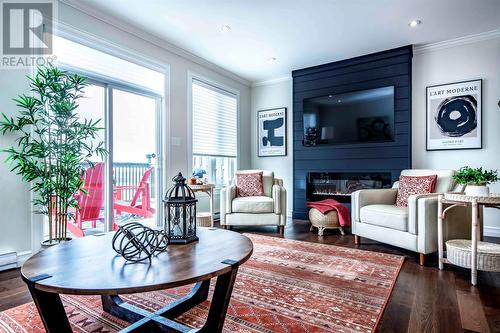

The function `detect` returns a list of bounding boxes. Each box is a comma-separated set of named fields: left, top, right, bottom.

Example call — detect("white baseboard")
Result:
left=0, top=252, right=17, bottom=271
left=16, top=251, right=33, bottom=267
left=484, top=226, right=500, bottom=238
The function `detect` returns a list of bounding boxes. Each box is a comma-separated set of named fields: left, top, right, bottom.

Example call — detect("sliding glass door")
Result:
left=112, top=88, right=161, bottom=229
left=62, top=80, right=163, bottom=237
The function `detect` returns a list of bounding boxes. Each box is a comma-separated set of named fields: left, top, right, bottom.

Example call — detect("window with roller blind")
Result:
left=191, top=78, right=238, bottom=187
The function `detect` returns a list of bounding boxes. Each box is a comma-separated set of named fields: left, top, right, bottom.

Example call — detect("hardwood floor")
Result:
left=1, top=219, right=499, bottom=332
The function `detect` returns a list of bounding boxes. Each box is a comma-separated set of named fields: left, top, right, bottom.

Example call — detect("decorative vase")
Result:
left=465, top=185, right=490, bottom=197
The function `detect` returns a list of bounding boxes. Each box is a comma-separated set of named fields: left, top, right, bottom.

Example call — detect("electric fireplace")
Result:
left=306, top=172, right=392, bottom=203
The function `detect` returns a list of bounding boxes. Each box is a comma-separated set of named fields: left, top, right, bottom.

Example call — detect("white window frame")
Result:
left=187, top=71, right=240, bottom=188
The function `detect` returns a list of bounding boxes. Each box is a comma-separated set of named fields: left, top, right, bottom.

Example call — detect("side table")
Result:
left=438, top=193, right=500, bottom=285
left=190, top=183, right=216, bottom=227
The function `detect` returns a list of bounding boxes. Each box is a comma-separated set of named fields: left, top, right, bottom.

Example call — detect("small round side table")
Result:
left=438, top=193, right=500, bottom=285
left=189, top=183, right=216, bottom=227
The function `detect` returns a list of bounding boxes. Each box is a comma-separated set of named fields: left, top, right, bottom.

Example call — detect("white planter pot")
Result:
left=465, top=185, right=490, bottom=197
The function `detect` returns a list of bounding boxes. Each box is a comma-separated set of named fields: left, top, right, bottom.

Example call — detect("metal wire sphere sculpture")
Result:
left=112, top=222, right=169, bottom=263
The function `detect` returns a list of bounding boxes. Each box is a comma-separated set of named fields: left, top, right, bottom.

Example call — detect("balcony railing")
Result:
left=113, top=162, right=155, bottom=201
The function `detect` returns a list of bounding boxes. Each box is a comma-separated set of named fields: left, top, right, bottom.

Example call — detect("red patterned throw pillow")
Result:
left=236, top=172, right=264, bottom=197
left=396, top=175, right=438, bottom=207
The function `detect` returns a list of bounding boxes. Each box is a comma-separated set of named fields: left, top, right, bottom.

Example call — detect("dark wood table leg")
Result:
left=102, top=280, right=210, bottom=327
left=102, top=294, right=152, bottom=323
left=102, top=259, right=239, bottom=333
left=157, top=279, right=210, bottom=318
left=24, top=275, right=72, bottom=333
left=198, top=259, right=239, bottom=333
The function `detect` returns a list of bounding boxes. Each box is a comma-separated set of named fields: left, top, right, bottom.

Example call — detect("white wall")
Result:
left=250, top=79, right=293, bottom=214
left=413, top=36, right=500, bottom=236
left=250, top=34, right=500, bottom=235
left=0, top=2, right=251, bottom=262
left=0, top=69, right=33, bottom=259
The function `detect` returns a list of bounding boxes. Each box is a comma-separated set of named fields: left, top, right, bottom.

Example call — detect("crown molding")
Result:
left=252, top=75, right=292, bottom=87
left=58, top=0, right=251, bottom=87
left=55, top=21, right=170, bottom=74
left=413, top=29, right=500, bottom=54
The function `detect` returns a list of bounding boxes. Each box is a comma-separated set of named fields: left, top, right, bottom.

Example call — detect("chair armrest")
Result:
left=351, top=188, right=398, bottom=224
left=413, top=194, right=478, bottom=254
left=220, top=185, right=236, bottom=215
left=272, top=184, right=285, bottom=215
left=414, top=196, right=439, bottom=253
left=115, top=185, right=141, bottom=191
left=271, top=184, right=287, bottom=225
left=400, top=193, right=442, bottom=235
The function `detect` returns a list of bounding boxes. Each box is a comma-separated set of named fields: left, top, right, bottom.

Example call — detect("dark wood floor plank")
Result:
left=377, top=261, right=417, bottom=332
left=457, top=289, right=490, bottom=333
left=407, top=266, right=438, bottom=333
left=435, top=269, right=463, bottom=333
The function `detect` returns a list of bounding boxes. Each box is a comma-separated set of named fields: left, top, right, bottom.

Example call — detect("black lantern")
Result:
left=163, top=172, right=198, bottom=244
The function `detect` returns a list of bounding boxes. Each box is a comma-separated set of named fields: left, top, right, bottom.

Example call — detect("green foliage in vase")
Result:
left=453, top=166, right=498, bottom=186
left=0, top=66, right=107, bottom=244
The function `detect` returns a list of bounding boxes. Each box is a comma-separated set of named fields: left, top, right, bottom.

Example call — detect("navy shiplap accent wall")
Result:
left=292, top=46, right=413, bottom=219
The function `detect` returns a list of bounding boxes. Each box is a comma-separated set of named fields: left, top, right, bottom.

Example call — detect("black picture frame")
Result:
left=426, top=79, right=482, bottom=151
left=257, top=107, right=287, bottom=157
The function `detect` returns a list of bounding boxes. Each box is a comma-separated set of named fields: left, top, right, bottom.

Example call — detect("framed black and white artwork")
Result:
left=258, top=107, right=287, bottom=157
left=426, top=79, right=482, bottom=151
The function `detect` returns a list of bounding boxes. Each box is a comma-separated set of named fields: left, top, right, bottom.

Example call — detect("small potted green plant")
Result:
left=453, top=166, right=498, bottom=197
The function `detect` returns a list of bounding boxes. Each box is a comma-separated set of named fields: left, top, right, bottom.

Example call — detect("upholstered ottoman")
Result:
left=309, top=208, right=345, bottom=236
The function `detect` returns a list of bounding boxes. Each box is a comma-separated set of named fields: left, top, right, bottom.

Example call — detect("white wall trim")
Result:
left=17, top=251, right=33, bottom=267
left=55, top=21, right=170, bottom=75
left=59, top=0, right=251, bottom=87
left=252, top=76, right=292, bottom=87
left=484, top=226, right=500, bottom=238
left=414, top=29, right=500, bottom=55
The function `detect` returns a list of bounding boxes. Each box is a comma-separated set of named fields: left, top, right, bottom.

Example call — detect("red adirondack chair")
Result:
left=67, top=163, right=105, bottom=238
left=113, top=167, right=155, bottom=230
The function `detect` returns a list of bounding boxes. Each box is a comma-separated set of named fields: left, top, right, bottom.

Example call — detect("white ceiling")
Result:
left=66, top=0, right=500, bottom=83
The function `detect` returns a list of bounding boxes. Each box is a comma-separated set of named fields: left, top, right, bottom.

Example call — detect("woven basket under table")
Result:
left=196, top=212, right=212, bottom=227
left=446, top=239, right=500, bottom=272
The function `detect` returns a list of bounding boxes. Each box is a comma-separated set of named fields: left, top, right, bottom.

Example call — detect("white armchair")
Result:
left=352, top=169, right=479, bottom=265
left=220, top=170, right=287, bottom=234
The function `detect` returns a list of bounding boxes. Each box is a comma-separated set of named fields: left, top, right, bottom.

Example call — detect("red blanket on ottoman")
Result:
left=306, top=199, right=351, bottom=227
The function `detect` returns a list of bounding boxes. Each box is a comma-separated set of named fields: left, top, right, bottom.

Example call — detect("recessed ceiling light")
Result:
left=221, top=25, right=231, bottom=32
left=328, top=95, right=333, bottom=98
left=268, top=57, right=277, bottom=62
left=408, top=19, right=422, bottom=28
left=337, top=99, right=342, bottom=103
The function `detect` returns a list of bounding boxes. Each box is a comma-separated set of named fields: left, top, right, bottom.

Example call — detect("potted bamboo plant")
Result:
left=453, top=166, right=498, bottom=197
left=0, top=66, right=107, bottom=245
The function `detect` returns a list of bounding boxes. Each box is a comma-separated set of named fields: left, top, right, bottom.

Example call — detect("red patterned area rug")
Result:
left=0, top=234, right=404, bottom=333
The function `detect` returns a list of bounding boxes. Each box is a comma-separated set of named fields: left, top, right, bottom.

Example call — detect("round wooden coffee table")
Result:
left=21, top=228, right=253, bottom=333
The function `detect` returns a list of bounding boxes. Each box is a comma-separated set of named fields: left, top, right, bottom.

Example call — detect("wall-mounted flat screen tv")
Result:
left=303, top=86, right=395, bottom=146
